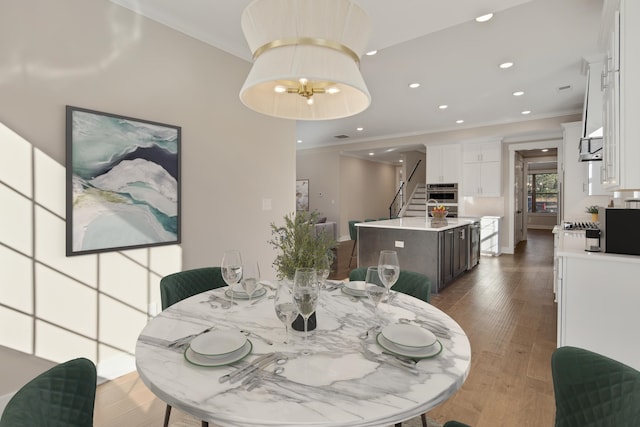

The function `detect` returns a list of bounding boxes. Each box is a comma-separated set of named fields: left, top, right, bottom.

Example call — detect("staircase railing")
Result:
left=388, top=159, right=422, bottom=218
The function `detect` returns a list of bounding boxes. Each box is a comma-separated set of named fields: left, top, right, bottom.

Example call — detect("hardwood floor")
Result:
left=95, top=230, right=557, bottom=427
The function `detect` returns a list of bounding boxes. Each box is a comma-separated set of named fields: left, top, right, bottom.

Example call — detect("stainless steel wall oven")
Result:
left=426, top=183, right=458, bottom=204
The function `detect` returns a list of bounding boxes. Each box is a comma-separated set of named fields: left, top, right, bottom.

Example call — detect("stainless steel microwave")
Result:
left=599, top=208, right=640, bottom=255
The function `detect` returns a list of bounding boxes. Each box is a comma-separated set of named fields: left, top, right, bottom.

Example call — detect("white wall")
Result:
left=0, top=0, right=294, bottom=379
left=296, top=150, right=341, bottom=223
left=339, top=156, right=396, bottom=239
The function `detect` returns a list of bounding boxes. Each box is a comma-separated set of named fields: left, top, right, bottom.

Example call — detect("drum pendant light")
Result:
left=239, top=0, right=372, bottom=120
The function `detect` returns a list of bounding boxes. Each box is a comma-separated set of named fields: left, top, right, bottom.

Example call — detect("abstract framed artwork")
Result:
left=296, top=179, right=309, bottom=211
left=65, top=106, right=181, bottom=256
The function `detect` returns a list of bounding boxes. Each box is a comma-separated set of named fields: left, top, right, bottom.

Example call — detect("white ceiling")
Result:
left=109, top=0, right=604, bottom=163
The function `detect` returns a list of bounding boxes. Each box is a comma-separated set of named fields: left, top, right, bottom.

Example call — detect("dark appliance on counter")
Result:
left=598, top=208, right=640, bottom=255
left=585, top=228, right=601, bottom=252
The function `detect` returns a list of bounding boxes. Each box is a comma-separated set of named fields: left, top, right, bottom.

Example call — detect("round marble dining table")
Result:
left=135, top=282, right=471, bottom=427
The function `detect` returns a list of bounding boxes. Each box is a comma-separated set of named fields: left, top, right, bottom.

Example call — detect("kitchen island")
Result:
left=356, top=217, right=480, bottom=294
left=554, top=227, right=640, bottom=371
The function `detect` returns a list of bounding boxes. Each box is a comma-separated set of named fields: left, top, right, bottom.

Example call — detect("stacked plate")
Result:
left=184, top=329, right=252, bottom=367
left=342, top=281, right=367, bottom=297
left=225, top=283, right=267, bottom=300
left=376, top=323, right=443, bottom=359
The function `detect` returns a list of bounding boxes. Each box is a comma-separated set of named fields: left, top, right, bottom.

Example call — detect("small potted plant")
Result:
left=269, top=211, right=336, bottom=331
left=586, top=205, right=600, bottom=222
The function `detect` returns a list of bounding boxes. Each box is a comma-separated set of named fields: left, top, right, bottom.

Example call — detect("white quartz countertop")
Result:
left=355, top=217, right=479, bottom=232
left=556, top=228, right=640, bottom=264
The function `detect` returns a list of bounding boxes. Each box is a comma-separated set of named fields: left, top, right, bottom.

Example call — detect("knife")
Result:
left=219, top=352, right=275, bottom=383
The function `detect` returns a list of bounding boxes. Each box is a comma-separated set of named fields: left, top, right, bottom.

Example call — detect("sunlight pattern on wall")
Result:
left=0, top=122, right=181, bottom=379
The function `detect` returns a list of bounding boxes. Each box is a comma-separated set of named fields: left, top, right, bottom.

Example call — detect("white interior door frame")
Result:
left=507, top=139, right=560, bottom=253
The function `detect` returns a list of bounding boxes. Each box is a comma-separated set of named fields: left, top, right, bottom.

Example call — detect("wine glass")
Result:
left=274, top=281, right=298, bottom=344
left=378, top=250, right=400, bottom=310
left=221, top=250, right=242, bottom=306
left=316, top=254, right=331, bottom=289
left=365, top=266, right=386, bottom=328
left=292, top=268, right=319, bottom=356
left=241, top=261, right=260, bottom=302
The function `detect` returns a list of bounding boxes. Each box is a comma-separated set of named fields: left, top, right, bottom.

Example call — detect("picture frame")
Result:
left=65, top=106, right=181, bottom=256
left=296, top=179, right=309, bottom=211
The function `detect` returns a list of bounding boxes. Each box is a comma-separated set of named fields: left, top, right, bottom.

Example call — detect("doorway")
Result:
left=507, top=140, right=561, bottom=253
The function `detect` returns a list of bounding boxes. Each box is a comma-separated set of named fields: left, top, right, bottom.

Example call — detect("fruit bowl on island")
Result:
left=430, top=205, right=448, bottom=219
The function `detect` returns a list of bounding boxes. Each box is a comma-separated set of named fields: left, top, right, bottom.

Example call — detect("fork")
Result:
left=168, top=326, right=215, bottom=348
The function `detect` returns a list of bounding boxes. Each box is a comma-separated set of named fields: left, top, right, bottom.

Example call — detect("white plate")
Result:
left=189, top=329, right=247, bottom=357
left=381, top=323, right=437, bottom=349
left=342, top=281, right=367, bottom=297
left=376, top=334, right=443, bottom=359
left=184, top=340, right=252, bottom=367
left=225, top=285, right=267, bottom=300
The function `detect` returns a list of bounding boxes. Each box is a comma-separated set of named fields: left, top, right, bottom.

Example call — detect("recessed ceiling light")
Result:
left=542, top=148, right=549, bottom=152
left=399, top=159, right=404, bottom=163
left=438, top=105, right=448, bottom=109
left=475, top=13, right=494, bottom=22
left=499, top=62, right=514, bottom=69
left=521, top=110, right=531, bottom=115
left=356, top=127, right=363, bottom=131
left=456, top=119, right=464, bottom=124
left=513, top=91, right=524, bottom=96
left=366, top=50, right=378, bottom=56
left=297, top=139, right=303, bottom=144
left=409, top=83, right=420, bottom=89
left=369, top=152, right=374, bottom=156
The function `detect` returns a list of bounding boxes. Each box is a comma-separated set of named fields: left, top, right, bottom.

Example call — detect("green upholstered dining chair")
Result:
left=0, top=357, right=96, bottom=427
left=552, top=346, right=640, bottom=427
left=348, top=220, right=360, bottom=268
left=394, top=419, right=471, bottom=427
left=160, top=266, right=227, bottom=310
left=349, top=267, right=431, bottom=303
left=160, top=266, right=228, bottom=427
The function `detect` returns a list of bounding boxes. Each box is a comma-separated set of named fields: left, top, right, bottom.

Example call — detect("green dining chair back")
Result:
left=348, top=220, right=360, bottom=268
left=160, top=266, right=227, bottom=310
left=552, top=346, right=640, bottom=427
left=442, top=421, right=472, bottom=427
left=0, top=357, right=96, bottom=427
left=349, top=267, right=431, bottom=303
left=393, top=415, right=471, bottom=427
left=160, top=267, right=227, bottom=427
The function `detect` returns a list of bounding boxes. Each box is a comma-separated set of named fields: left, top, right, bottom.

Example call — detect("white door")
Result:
left=514, top=153, right=525, bottom=245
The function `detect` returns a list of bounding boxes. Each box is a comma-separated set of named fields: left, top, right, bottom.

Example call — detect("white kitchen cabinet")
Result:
left=557, top=253, right=640, bottom=371
left=600, top=0, right=640, bottom=190
left=556, top=230, right=640, bottom=371
left=462, top=162, right=501, bottom=197
left=461, top=141, right=501, bottom=197
left=426, top=144, right=460, bottom=184
left=462, top=141, right=501, bottom=164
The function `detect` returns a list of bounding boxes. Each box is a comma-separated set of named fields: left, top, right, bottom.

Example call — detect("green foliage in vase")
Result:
left=269, top=211, right=337, bottom=280
left=585, top=205, right=600, bottom=214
